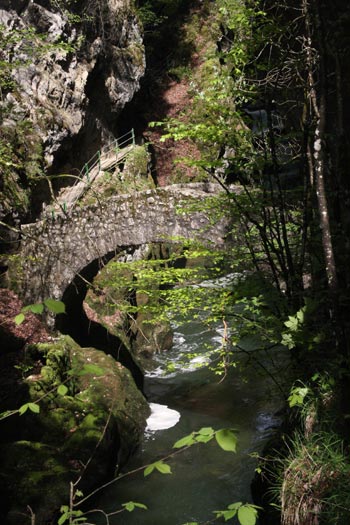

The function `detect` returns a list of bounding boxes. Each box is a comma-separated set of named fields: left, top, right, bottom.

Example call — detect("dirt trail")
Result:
left=143, top=6, right=214, bottom=186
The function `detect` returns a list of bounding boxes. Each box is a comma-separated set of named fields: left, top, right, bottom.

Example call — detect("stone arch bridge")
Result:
left=18, top=183, right=234, bottom=305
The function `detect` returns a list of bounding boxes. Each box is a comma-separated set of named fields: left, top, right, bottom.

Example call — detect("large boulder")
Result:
left=0, top=335, right=149, bottom=525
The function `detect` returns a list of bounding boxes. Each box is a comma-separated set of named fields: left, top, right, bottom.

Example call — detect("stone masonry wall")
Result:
left=18, top=183, right=234, bottom=304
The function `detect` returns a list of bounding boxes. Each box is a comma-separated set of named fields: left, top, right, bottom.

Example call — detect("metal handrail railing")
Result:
left=80, top=129, right=135, bottom=181
left=50, top=129, right=136, bottom=217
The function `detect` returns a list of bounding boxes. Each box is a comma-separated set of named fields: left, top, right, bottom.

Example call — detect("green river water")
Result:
left=92, top=313, right=288, bottom=525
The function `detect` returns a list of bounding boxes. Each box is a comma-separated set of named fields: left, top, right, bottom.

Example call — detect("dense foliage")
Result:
left=2, top=0, right=350, bottom=523
left=133, top=0, right=350, bottom=521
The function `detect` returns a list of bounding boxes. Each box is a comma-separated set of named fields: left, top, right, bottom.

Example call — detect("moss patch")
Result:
left=0, top=335, right=149, bottom=525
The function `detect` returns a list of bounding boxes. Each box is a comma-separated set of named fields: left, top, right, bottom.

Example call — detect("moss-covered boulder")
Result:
left=0, top=335, right=149, bottom=525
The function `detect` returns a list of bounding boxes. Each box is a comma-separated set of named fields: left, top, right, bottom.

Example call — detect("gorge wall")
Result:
left=0, top=0, right=145, bottom=225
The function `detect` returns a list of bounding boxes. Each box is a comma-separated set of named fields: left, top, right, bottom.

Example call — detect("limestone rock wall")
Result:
left=0, top=0, right=145, bottom=217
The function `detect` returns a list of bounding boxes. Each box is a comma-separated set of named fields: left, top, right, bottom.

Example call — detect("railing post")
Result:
left=115, top=139, right=119, bottom=159
left=98, top=150, right=101, bottom=170
left=63, top=202, right=67, bottom=213
left=84, top=164, right=90, bottom=182
left=131, top=128, right=135, bottom=146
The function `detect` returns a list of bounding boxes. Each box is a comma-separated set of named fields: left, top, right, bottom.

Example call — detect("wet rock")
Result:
left=0, top=335, right=149, bottom=525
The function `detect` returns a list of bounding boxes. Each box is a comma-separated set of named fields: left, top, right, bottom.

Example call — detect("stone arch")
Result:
left=55, top=246, right=144, bottom=388
left=18, top=184, right=233, bottom=304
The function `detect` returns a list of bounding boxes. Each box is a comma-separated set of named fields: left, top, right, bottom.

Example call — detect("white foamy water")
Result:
left=145, top=324, right=225, bottom=379
left=146, top=402, right=181, bottom=432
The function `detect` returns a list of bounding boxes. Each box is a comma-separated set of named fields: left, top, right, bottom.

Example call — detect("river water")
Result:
left=92, top=316, right=288, bottom=525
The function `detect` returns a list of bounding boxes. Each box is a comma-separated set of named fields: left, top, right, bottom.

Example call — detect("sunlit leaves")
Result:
left=122, top=501, right=148, bottom=512
left=14, top=313, right=25, bottom=325
left=173, top=427, right=238, bottom=452
left=57, top=384, right=68, bottom=396
left=288, top=384, right=309, bottom=408
left=173, top=427, right=215, bottom=448
left=58, top=506, right=86, bottom=525
left=214, top=503, right=260, bottom=524
left=44, top=299, right=66, bottom=314
left=14, top=299, right=66, bottom=325
left=281, top=301, right=319, bottom=351
left=237, top=504, right=259, bottom=525
left=149, top=0, right=267, bottom=173
left=144, top=428, right=237, bottom=483
left=196, top=427, right=216, bottom=443
left=284, top=315, right=299, bottom=332
left=87, top=239, right=235, bottom=330
left=215, top=429, right=238, bottom=452
left=23, top=303, right=44, bottom=314
left=18, top=402, right=40, bottom=415
left=144, top=460, right=172, bottom=476
left=173, top=433, right=197, bottom=449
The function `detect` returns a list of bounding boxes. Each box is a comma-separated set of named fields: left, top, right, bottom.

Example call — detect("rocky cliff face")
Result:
left=0, top=0, right=145, bottom=224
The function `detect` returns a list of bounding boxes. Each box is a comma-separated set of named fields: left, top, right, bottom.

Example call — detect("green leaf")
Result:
left=57, top=384, right=68, bottom=396
left=44, top=299, right=66, bottom=314
left=133, top=502, right=147, bottom=510
left=214, top=509, right=237, bottom=521
left=215, top=429, right=237, bottom=452
left=21, top=305, right=32, bottom=313
left=195, top=434, right=213, bottom=443
left=123, top=502, right=136, bottom=512
left=58, top=511, right=69, bottom=525
left=122, top=501, right=147, bottom=512
left=223, top=510, right=238, bottom=521
left=173, top=433, right=196, bottom=448
left=144, top=464, right=156, bottom=477
left=144, top=461, right=171, bottom=477
left=281, top=332, right=295, bottom=349
left=29, top=303, right=44, bottom=314
left=237, top=505, right=258, bottom=525
left=14, top=313, right=25, bottom=325
left=198, top=427, right=214, bottom=436
left=18, top=403, right=29, bottom=415
left=27, top=402, right=40, bottom=414
left=155, top=461, right=172, bottom=474
left=296, top=309, right=305, bottom=323
left=288, top=386, right=308, bottom=407
left=284, top=316, right=298, bottom=331
left=228, top=502, right=243, bottom=510
left=18, top=403, right=39, bottom=415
